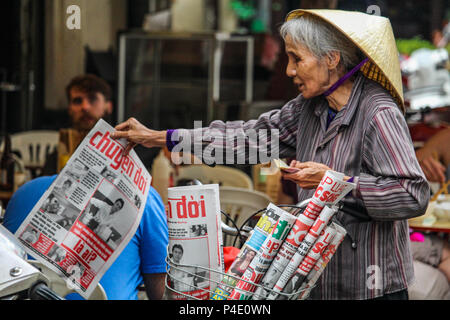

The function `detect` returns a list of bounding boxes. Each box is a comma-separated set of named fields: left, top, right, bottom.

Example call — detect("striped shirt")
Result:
left=174, top=72, right=430, bottom=299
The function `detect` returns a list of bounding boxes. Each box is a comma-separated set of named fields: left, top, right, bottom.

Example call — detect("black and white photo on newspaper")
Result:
left=14, top=119, right=152, bottom=299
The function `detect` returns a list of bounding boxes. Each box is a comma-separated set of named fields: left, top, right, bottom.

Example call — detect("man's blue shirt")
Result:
left=3, top=175, right=168, bottom=300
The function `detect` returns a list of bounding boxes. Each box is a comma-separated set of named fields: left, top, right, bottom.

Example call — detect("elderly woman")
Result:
left=112, top=10, right=429, bottom=300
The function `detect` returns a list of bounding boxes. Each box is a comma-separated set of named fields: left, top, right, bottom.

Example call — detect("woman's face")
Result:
left=245, top=250, right=256, bottom=261
left=284, top=35, right=332, bottom=99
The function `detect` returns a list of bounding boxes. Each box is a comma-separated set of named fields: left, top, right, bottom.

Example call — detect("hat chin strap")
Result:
left=323, top=57, right=369, bottom=97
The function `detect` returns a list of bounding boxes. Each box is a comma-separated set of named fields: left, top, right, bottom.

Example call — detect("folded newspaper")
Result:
left=166, top=184, right=224, bottom=300
left=210, top=203, right=285, bottom=300
left=225, top=170, right=355, bottom=300
left=228, top=207, right=297, bottom=300
left=208, top=170, right=356, bottom=300
left=275, top=223, right=337, bottom=300
left=14, top=119, right=151, bottom=299
left=296, top=222, right=347, bottom=300
left=254, top=205, right=338, bottom=300
left=264, top=171, right=355, bottom=300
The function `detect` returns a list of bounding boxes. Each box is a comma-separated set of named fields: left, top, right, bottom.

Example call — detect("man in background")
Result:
left=415, top=127, right=450, bottom=185
left=408, top=127, right=450, bottom=299
left=42, top=73, right=159, bottom=175
left=42, top=74, right=113, bottom=175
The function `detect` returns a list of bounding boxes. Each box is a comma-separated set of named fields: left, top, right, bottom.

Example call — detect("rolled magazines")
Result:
left=302, top=170, right=355, bottom=223
left=210, top=203, right=285, bottom=300
left=228, top=208, right=297, bottom=300
left=278, top=224, right=337, bottom=300
left=253, top=211, right=319, bottom=300
left=266, top=205, right=338, bottom=300
left=297, top=222, right=347, bottom=300
left=166, top=184, right=224, bottom=300
left=252, top=172, right=354, bottom=300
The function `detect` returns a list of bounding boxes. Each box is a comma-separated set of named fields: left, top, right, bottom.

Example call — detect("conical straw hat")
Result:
left=286, top=9, right=404, bottom=112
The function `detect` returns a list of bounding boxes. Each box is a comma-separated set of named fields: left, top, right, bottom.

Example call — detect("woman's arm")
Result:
left=112, top=99, right=302, bottom=164
left=356, top=107, right=430, bottom=221
left=187, top=101, right=300, bottom=164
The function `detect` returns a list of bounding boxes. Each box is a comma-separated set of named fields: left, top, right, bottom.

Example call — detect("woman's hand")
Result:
left=110, top=117, right=167, bottom=155
left=281, top=161, right=332, bottom=189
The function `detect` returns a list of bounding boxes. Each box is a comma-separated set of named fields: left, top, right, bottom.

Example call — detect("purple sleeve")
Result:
left=345, top=176, right=355, bottom=198
left=166, top=129, right=177, bottom=152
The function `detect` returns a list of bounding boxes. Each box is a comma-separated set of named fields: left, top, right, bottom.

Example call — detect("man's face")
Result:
left=62, top=181, right=71, bottom=191
left=172, top=247, right=183, bottom=263
left=49, top=197, right=59, bottom=209
left=68, top=87, right=112, bottom=130
left=111, top=200, right=123, bottom=214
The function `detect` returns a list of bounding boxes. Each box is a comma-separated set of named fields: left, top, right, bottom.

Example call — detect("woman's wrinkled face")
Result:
left=284, top=35, right=332, bottom=99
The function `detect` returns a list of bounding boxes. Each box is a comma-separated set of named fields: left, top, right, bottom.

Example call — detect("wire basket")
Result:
left=164, top=254, right=313, bottom=301
left=164, top=201, right=315, bottom=301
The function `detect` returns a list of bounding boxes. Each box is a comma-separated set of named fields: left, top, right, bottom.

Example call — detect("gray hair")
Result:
left=280, top=14, right=363, bottom=72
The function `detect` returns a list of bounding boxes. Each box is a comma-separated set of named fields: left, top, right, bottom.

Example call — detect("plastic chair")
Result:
left=0, top=152, right=28, bottom=192
left=219, top=186, right=272, bottom=246
left=1, top=131, right=59, bottom=177
left=174, top=164, right=253, bottom=190
left=239, top=100, right=284, bottom=121
left=252, top=163, right=282, bottom=203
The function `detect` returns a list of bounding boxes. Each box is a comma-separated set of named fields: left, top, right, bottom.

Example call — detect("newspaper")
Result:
left=15, top=119, right=151, bottom=299
left=266, top=205, right=338, bottom=300
left=210, top=203, right=283, bottom=300
left=253, top=205, right=334, bottom=300
left=294, top=222, right=347, bottom=300
left=296, top=222, right=347, bottom=300
left=301, top=170, right=355, bottom=223
left=277, top=224, right=337, bottom=300
left=166, top=184, right=224, bottom=300
left=228, top=208, right=297, bottom=300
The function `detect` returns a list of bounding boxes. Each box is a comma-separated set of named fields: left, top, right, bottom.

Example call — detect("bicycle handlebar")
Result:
left=28, top=282, right=65, bottom=300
